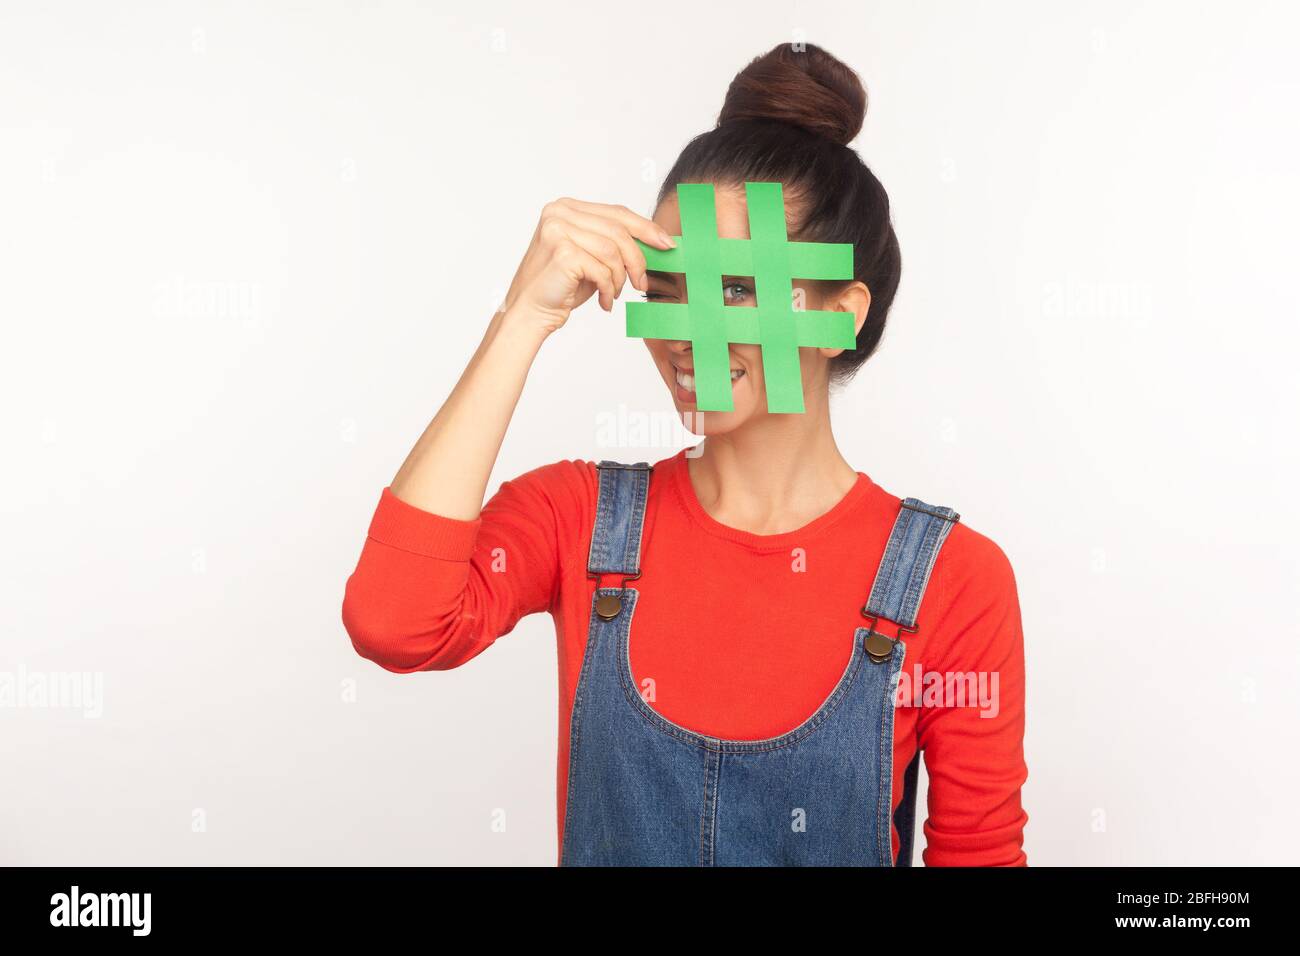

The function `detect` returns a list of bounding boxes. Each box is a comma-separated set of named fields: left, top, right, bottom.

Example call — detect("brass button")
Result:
left=595, top=593, right=623, bottom=621
left=864, top=631, right=896, bottom=664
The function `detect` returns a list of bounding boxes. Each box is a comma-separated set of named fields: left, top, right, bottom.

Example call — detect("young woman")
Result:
left=342, top=43, right=1028, bottom=867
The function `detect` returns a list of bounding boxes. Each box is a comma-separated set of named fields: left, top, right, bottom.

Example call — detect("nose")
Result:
left=667, top=340, right=692, bottom=356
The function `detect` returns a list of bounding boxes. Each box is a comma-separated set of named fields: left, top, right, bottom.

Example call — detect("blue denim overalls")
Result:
left=560, top=460, right=959, bottom=866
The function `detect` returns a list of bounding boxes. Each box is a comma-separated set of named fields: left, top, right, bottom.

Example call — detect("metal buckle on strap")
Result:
left=859, top=611, right=916, bottom=664
left=589, top=569, right=641, bottom=621
left=586, top=462, right=651, bottom=622
left=899, top=500, right=960, bottom=523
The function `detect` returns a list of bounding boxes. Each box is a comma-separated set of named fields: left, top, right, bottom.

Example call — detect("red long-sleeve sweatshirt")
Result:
left=342, top=449, right=1029, bottom=866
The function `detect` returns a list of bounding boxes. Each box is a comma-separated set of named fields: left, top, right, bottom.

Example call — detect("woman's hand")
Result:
left=501, top=198, right=676, bottom=334
left=389, top=198, right=672, bottom=519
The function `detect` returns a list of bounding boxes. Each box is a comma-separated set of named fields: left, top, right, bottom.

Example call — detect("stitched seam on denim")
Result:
left=560, top=595, right=610, bottom=864
left=873, top=509, right=915, bottom=606
left=919, top=517, right=955, bottom=603
left=620, top=471, right=636, bottom=571
left=610, top=471, right=631, bottom=572
left=877, top=647, right=887, bottom=865
left=867, top=504, right=915, bottom=619
left=586, top=466, right=616, bottom=574
left=616, top=606, right=867, bottom=754
left=624, top=467, right=649, bottom=574
left=903, top=515, right=955, bottom=629
left=708, top=753, right=720, bottom=867
left=699, top=750, right=719, bottom=867
left=892, top=507, right=922, bottom=619
left=699, top=755, right=707, bottom=866
left=881, top=639, right=904, bottom=866
left=899, top=515, right=942, bottom=627
left=897, top=517, right=930, bottom=625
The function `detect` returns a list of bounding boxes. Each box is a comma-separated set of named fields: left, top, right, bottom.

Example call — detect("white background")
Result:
left=2, top=0, right=1297, bottom=866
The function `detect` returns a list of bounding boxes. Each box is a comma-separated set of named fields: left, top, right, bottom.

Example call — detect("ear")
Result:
left=818, top=281, right=872, bottom=359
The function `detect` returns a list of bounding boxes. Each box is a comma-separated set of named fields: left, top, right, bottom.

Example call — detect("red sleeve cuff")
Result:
left=366, top=487, right=482, bottom=561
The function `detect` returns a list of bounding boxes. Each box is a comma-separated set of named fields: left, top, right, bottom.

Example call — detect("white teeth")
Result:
left=675, top=367, right=744, bottom=391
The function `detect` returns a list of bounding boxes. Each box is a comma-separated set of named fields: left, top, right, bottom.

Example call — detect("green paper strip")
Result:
left=625, top=182, right=856, bottom=413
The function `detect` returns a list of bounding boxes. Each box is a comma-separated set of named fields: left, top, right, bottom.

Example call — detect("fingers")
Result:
left=554, top=240, right=616, bottom=312
left=553, top=220, right=629, bottom=295
left=534, top=197, right=676, bottom=313
left=552, top=197, right=676, bottom=251
left=561, top=209, right=650, bottom=292
left=540, top=212, right=630, bottom=300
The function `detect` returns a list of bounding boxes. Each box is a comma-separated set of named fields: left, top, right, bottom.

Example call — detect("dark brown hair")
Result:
left=658, top=43, right=901, bottom=384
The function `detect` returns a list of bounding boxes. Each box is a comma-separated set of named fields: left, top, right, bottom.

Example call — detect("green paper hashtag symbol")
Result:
left=625, top=182, right=857, bottom=414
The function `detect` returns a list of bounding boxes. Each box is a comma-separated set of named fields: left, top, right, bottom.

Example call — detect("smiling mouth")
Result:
left=673, top=364, right=745, bottom=394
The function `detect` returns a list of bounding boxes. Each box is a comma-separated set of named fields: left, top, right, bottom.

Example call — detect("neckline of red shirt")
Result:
left=657, top=448, right=877, bottom=552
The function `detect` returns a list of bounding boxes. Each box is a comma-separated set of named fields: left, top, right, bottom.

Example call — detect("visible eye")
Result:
left=723, top=281, right=753, bottom=304
left=642, top=290, right=679, bottom=302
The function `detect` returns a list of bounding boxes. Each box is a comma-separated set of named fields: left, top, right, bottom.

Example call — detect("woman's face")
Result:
left=644, top=184, right=852, bottom=433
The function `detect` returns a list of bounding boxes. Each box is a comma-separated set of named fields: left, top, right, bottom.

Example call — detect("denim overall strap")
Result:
left=864, top=498, right=960, bottom=629
left=586, top=461, right=652, bottom=577
left=863, top=497, right=960, bottom=866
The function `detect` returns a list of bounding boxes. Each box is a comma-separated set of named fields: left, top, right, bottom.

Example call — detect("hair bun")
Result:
left=717, top=43, right=867, bottom=147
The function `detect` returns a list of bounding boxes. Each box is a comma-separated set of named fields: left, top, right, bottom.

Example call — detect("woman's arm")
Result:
left=343, top=199, right=672, bottom=669
left=916, top=527, right=1030, bottom=866
left=342, top=461, right=595, bottom=672
left=389, top=199, right=673, bottom=520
